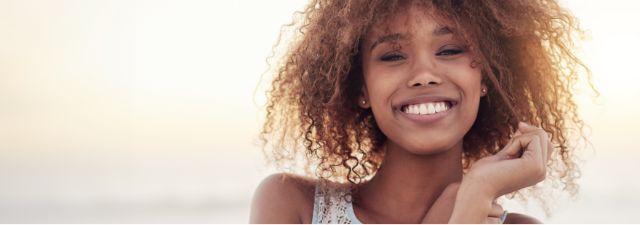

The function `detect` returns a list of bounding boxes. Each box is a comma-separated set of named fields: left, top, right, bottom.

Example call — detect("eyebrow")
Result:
left=369, top=33, right=405, bottom=51
left=433, top=26, right=454, bottom=36
left=368, top=26, right=455, bottom=51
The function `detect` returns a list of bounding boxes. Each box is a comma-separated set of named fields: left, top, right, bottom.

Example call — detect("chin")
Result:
left=395, top=136, right=460, bottom=156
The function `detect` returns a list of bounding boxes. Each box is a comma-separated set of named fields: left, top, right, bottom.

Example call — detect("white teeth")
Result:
left=419, top=104, right=427, bottom=114
left=435, top=102, right=447, bottom=113
left=402, top=101, right=451, bottom=115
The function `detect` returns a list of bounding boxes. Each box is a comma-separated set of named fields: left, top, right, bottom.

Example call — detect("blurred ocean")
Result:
left=1, top=140, right=639, bottom=223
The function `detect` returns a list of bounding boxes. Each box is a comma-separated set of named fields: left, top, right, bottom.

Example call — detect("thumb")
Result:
left=518, top=122, right=538, bottom=133
left=495, top=137, right=526, bottom=160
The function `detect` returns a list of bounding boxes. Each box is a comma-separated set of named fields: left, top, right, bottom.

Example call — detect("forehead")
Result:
left=364, top=5, right=456, bottom=45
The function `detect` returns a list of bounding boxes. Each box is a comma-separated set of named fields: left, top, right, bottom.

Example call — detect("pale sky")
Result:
left=0, top=0, right=638, bottom=223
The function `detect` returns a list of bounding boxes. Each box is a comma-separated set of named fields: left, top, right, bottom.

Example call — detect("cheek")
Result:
left=366, top=82, right=394, bottom=115
left=445, top=63, right=483, bottom=113
left=363, top=75, right=400, bottom=131
left=460, top=70, right=484, bottom=122
left=363, top=69, right=402, bottom=105
left=448, top=62, right=482, bottom=95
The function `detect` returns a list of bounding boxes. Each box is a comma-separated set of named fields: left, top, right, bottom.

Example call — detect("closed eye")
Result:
left=380, top=53, right=406, bottom=62
left=436, top=48, right=464, bottom=56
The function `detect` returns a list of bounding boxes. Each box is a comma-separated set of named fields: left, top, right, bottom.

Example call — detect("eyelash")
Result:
left=380, top=53, right=405, bottom=61
left=379, top=47, right=464, bottom=62
left=436, top=48, right=464, bottom=56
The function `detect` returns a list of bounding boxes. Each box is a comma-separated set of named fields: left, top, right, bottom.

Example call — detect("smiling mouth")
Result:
left=400, top=101, right=456, bottom=115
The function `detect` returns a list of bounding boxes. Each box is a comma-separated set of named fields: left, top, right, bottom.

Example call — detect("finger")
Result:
left=488, top=202, right=504, bottom=217
left=518, top=128, right=547, bottom=164
left=517, top=135, right=547, bottom=183
left=517, top=122, right=539, bottom=133
left=533, top=129, right=550, bottom=170
left=495, top=135, right=527, bottom=159
left=517, top=123, right=545, bottom=160
left=522, top=135, right=542, bottom=163
left=517, top=122, right=547, bottom=145
left=537, top=131, right=548, bottom=169
left=496, top=133, right=536, bottom=159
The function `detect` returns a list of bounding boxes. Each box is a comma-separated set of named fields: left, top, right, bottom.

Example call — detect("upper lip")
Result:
left=393, top=95, right=459, bottom=110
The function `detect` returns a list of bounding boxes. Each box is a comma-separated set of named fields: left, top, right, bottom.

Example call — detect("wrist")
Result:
left=447, top=178, right=496, bottom=223
left=460, top=174, right=498, bottom=199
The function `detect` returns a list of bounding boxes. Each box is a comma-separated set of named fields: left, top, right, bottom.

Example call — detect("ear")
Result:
left=480, top=83, right=488, bottom=97
left=359, top=86, right=371, bottom=108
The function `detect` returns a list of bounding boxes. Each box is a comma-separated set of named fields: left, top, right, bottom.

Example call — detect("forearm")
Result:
left=447, top=180, right=495, bottom=224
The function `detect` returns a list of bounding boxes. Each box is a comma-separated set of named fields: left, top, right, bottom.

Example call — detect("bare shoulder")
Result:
left=504, top=212, right=543, bottom=224
left=249, top=173, right=317, bottom=224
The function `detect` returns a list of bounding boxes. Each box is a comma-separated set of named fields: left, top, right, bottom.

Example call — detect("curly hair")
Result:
left=261, top=0, right=593, bottom=203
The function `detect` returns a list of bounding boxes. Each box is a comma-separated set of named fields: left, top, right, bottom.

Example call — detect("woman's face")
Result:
left=361, top=7, right=485, bottom=155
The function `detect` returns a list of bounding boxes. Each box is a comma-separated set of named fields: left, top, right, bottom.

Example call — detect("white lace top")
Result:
left=310, top=182, right=508, bottom=224
left=311, top=183, right=362, bottom=224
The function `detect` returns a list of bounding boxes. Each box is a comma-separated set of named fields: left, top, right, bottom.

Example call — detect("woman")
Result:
left=251, top=0, right=590, bottom=223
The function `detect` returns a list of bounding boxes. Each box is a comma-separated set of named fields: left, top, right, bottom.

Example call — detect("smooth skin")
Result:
left=251, top=6, right=548, bottom=224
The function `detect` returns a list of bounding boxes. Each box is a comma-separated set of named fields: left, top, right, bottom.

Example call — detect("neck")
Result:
left=354, top=141, right=464, bottom=223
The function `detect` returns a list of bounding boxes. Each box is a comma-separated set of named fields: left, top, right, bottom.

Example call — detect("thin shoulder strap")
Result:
left=311, top=183, right=321, bottom=224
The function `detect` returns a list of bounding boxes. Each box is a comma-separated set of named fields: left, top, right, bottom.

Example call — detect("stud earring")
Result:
left=361, top=100, right=367, bottom=105
left=481, top=88, right=487, bottom=94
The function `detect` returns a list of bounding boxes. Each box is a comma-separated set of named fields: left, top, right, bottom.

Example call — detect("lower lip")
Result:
left=397, top=105, right=455, bottom=124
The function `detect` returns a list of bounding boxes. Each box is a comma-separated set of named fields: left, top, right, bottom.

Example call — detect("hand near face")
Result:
left=464, top=122, right=554, bottom=198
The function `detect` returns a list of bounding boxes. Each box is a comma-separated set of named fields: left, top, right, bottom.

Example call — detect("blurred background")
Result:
left=0, top=0, right=638, bottom=223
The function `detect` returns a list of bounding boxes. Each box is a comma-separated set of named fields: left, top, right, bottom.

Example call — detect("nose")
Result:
left=406, top=60, right=443, bottom=88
